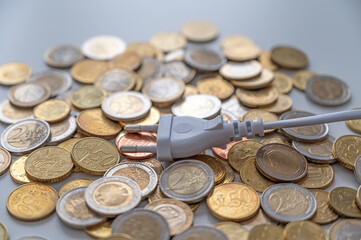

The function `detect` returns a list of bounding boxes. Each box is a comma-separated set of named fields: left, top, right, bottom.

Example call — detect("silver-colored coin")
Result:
left=164, top=49, right=185, bottom=62
left=27, top=70, right=72, bottom=97
left=292, top=136, right=337, bottom=164
left=142, top=77, right=185, bottom=107
left=279, top=111, right=329, bottom=142
left=1, top=118, right=50, bottom=155
left=159, top=160, right=215, bottom=203
left=8, top=82, right=51, bottom=108
left=48, top=116, right=77, bottom=145
left=137, top=57, right=164, bottom=83
left=0, top=100, right=33, bottom=124
left=173, top=226, right=228, bottom=240
left=306, top=75, right=351, bottom=106
left=219, top=60, right=263, bottom=80
left=111, top=208, right=170, bottom=240
left=104, top=162, right=158, bottom=198
left=261, top=183, right=317, bottom=224
left=94, top=67, right=136, bottom=94
left=44, top=45, right=83, bottom=68
left=163, top=61, right=196, bottom=83
left=329, top=219, right=361, bottom=240
left=354, top=156, right=361, bottom=185
left=56, top=187, right=105, bottom=229
left=81, top=35, right=126, bottom=60
left=101, top=91, right=152, bottom=121
left=184, top=48, right=226, bottom=71
left=171, top=94, right=221, bottom=119
left=84, top=176, right=142, bottom=217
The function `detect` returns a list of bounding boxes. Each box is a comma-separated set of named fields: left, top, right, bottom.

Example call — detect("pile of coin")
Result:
left=0, top=19, right=361, bottom=240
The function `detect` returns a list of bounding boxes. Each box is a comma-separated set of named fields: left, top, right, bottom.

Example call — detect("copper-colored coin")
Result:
left=259, top=94, right=293, bottom=114
left=59, top=178, right=93, bottom=197
left=192, top=155, right=226, bottom=185
left=243, top=109, right=279, bottom=134
left=228, top=140, right=263, bottom=172
left=150, top=32, right=187, bottom=53
left=0, top=148, right=11, bottom=176
left=72, top=137, right=120, bottom=175
left=76, top=108, right=122, bottom=139
left=181, top=20, right=218, bottom=42
left=108, top=51, right=141, bottom=71
left=260, top=134, right=292, bottom=146
left=224, top=44, right=261, bottom=62
left=6, top=183, right=58, bottom=221
left=212, top=141, right=238, bottom=161
left=283, top=221, right=328, bottom=240
left=332, top=135, right=361, bottom=170
left=236, top=87, right=279, bottom=108
left=196, top=77, right=234, bottom=100
left=248, top=224, right=283, bottom=240
left=8, top=82, right=51, bottom=108
left=122, top=158, right=163, bottom=178
left=256, top=143, right=308, bottom=182
left=116, top=131, right=156, bottom=159
left=0, top=62, right=32, bottom=85
left=221, top=35, right=253, bottom=50
left=292, top=70, right=317, bottom=91
left=240, top=159, right=274, bottom=193
left=231, top=69, right=274, bottom=89
left=328, top=187, right=361, bottom=218
left=33, top=99, right=70, bottom=123
left=9, top=155, right=32, bottom=184
left=271, top=46, right=308, bottom=69
left=214, top=222, right=249, bottom=240
left=271, top=72, right=293, bottom=94
left=126, top=42, right=156, bottom=58
left=207, top=182, right=260, bottom=221
left=119, top=107, right=160, bottom=127
left=258, top=51, right=278, bottom=71
left=310, top=189, right=339, bottom=225
left=71, top=59, right=108, bottom=84
left=25, top=146, right=73, bottom=183
left=296, top=163, right=334, bottom=189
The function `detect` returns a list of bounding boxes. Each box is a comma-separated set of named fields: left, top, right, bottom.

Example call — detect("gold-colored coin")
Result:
left=283, top=221, right=328, bottom=240
left=0, top=221, right=9, bottom=240
left=329, top=187, right=361, bottom=218
left=85, top=220, right=113, bottom=239
left=329, top=219, right=361, bottom=240
left=243, top=109, right=279, bottom=134
left=57, top=138, right=81, bottom=152
left=241, top=209, right=275, bottom=227
left=71, top=85, right=106, bottom=110
left=0, top=100, right=33, bottom=124
left=183, top=85, right=199, bottom=98
left=292, top=70, right=317, bottom=91
left=133, top=73, right=144, bottom=92
left=119, top=107, right=160, bottom=127
left=77, top=108, right=122, bottom=139
left=228, top=140, right=263, bottom=172
left=271, top=46, right=308, bottom=69
left=258, top=51, right=278, bottom=71
left=197, top=77, right=234, bottom=100
left=240, top=159, right=274, bottom=193
left=150, top=32, right=187, bottom=53
left=25, top=146, right=73, bottom=182
left=296, top=163, right=334, bottom=189
left=207, top=182, right=260, bottom=221
left=271, top=72, right=293, bottom=94
left=0, top=62, right=32, bottom=85
left=72, top=137, right=120, bottom=175
left=192, top=155, right=226, bottom=184
left=122, top=158, right=163, bottom=178
left=221, top=35, right=253, bottom=50
left=181, top=20, right=218, bottom=42
left=73, top=131, right=87, bottom=138
left=260, top=134, right=291, bottom=146
left=248, top=224, right=283, bottom=240
left=71, top=59, right=108, bottom=84
left=332, top=135, right=361, bottom=170
left=220, top=161, right=235, bottom=184
left=0, top=148, right=11, bottom=176
left=346, top=108, right=361, bottom=134
left=259, top=94, right=293, bottom=114
left=236, top=87, right=279, bottom=108
left=224, top=44, right=261, bottom=62
left=214, top=222, right=249, bottom=240
left=231, top=69, right=274, bottom=90
left=9, top=155, right=31, bottom=184
left=145, top=199, right=193, bottom=236
left=310, top=189, right=339, bottom=225
left=108, top=51, right=141, bottom=71
left=126, top=42, right=156, bottom=58
left=6, top=183, right=58, bottom=221
left=33, top=99, right=70, bottom=123
left=59, top=178, right=93, bottom=197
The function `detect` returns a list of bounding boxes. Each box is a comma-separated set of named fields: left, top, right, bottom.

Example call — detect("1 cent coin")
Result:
left=116, top=131, right=156, bottom=159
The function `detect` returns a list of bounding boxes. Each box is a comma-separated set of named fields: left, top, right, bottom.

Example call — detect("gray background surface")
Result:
left=1, top=0, right=361, bottom=239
